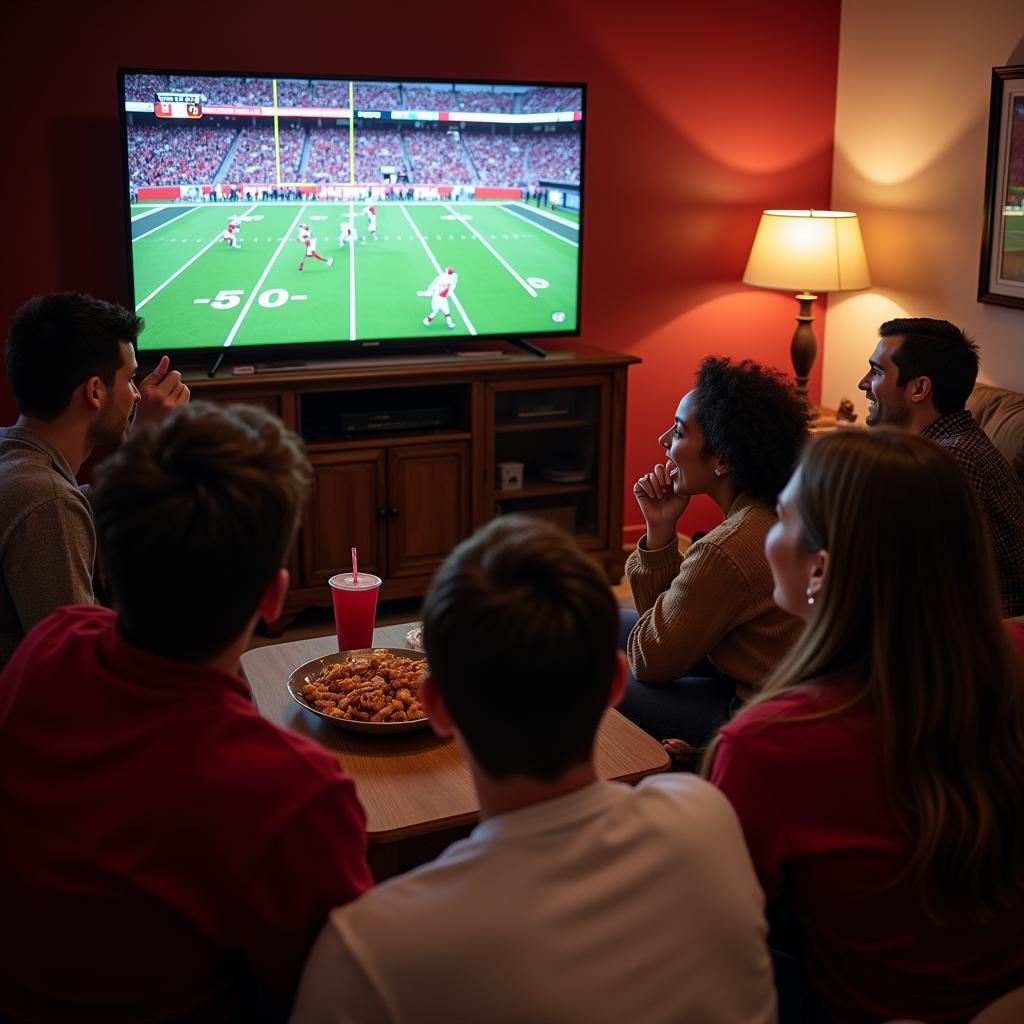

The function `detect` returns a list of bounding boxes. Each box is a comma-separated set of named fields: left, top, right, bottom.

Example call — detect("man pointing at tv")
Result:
left=0, top=291, right=190, bottom=667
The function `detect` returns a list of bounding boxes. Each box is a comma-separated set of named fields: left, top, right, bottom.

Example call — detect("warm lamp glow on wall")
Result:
left=743, top=210, right=870, bottom=397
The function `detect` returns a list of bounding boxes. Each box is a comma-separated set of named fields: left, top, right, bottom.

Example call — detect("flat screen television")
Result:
left=117, top=69, right=585, bottom=365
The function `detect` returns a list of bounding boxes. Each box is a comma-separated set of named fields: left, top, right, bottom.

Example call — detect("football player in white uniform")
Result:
left=419, top=267, right=458, bottom=328
left=363, top=203, right=378, bottom=242
left=222, top=215, right=242, bottom=249
left=297, top=223, right=333, bottom=271
left=338, top=219, right=358, bottom=249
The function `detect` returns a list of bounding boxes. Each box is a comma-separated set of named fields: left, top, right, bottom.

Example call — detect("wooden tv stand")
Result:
left=187, top=344, right=639, bottom=629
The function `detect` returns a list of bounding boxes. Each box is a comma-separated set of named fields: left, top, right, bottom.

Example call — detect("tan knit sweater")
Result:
left=625, top=494, right=803, bottom=691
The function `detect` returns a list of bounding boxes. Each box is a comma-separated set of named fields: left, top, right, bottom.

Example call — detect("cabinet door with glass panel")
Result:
left=484, top=376, right=610, bottom=552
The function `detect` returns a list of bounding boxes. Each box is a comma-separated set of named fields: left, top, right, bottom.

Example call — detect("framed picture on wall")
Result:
left=979, top=65, right=1024, bottom=309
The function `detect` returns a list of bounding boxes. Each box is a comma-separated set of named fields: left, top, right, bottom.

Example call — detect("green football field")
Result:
left=1005, top=216, right=1024, bottom=249
left=998, top=210, right=1024, bottom=282
left=129, top=201, right=580, bottom=351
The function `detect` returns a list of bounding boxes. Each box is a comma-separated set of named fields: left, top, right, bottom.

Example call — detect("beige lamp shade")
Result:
left=742, top=209, right=870, bottom=293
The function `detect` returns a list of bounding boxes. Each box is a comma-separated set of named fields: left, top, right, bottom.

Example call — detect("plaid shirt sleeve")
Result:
left=923, top=412, right=1024, bottom=616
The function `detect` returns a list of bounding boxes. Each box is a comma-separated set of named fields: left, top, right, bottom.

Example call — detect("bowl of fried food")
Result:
left=288, top=648, right=429, bottom=734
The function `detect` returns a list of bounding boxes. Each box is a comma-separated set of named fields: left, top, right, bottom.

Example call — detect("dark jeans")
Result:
left=767, top=901, right=831, bottom=1024
left=616, top=609, right=741, bottom=748
left=771, top=948, right=832, bottom=1024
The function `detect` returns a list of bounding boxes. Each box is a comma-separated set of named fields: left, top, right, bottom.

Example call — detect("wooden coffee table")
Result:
left=241, top=622, right=670, bottom=878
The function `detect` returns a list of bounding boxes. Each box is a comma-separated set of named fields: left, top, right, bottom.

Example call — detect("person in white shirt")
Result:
left=291, top=515, right=777, bottom=1024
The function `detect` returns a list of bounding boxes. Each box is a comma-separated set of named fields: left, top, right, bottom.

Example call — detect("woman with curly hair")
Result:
left=706, top=429, right=1024, bottom=1021
left=620, top=356, right=810, bottom=750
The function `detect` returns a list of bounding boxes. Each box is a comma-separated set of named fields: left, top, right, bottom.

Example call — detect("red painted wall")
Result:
left=3, top=0, right=840, bottom=539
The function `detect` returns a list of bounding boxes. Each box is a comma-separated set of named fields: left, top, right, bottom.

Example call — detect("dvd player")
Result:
left=341, top=406, right=453, bottom=434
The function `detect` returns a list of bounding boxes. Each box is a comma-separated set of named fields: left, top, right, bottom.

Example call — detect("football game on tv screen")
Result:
left=119, top=70, right=585, bottom=355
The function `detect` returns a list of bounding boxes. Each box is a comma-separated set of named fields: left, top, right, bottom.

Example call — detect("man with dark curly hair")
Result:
left=621, top=356, right=810, bottom=754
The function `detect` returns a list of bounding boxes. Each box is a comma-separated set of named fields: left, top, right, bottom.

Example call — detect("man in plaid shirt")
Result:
left=859, top=318, right=1024, bottom=616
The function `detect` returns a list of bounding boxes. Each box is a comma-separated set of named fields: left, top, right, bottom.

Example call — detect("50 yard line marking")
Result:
left=441, top=203, right=537, bottom=297
left=399, top=204, right=477, bottom=335
left=222, top=204, right=308, bottom=348
left=137, top=204, right=258, bottom=309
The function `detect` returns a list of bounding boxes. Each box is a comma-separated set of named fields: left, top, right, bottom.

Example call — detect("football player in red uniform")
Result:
left=297, top=224, right=333, bottom=271
left=419, top=267, right=458, bottom=328
left=222, top=216, right=242, bottom=249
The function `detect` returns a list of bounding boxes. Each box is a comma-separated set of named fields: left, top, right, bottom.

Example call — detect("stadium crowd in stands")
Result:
left=522, top=132, right=581, bottom=184
left=464, top=132, right=525, bottom=186
left=306, top=81, right=344, bottom=107
left=453, top=89, right=515, bottom=113
left=402, top=129, right=473, bottom=184
left=520, top=86, right=583, bottom=113
left=127, top=126, right=237, bottom=189
left=165, top=76, right=248, bottom=104
left=353, top=129, right=406, bottom=182
left=124, top=74, right=168, bottom=103
left=226, top=127, right=305, bottom=182
left=304, top=129, right=350, bottom=184
left=123, top=76, right=583, bottom=117
left=308, top=81, right=403, bottom=109
left=273, top=79, right=311, bottom=107
left=352, top=83, right=403, bottom=109
left=125, top=115, right=579, bottom=191
left=403, top=87, right=456, bottom=112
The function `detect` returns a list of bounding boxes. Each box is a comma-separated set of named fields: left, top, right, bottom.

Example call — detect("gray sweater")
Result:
left=0, top=427, right=96, bottom=669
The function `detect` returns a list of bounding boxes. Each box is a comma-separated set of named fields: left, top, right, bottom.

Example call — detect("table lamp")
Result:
left=742, top=209, right=870, bottom=397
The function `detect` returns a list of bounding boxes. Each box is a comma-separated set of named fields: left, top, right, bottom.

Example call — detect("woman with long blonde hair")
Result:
left=705, top=429, right=1024, bottom=1023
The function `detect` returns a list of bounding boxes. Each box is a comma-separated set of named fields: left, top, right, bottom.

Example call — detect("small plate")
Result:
left=287, top=647, right=430, bottom=734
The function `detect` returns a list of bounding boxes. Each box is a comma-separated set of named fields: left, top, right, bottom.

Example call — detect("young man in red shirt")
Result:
left=0, top=402, right=372, bottom=1022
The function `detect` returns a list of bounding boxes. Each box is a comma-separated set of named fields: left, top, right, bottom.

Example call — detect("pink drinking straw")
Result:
left=351, top=547, right=358, bottom=585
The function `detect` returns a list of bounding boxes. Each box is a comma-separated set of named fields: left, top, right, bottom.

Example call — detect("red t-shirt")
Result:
left=712, top=684, right=1024, bottom=1023
left=0, top=606, right=373, bottom=1022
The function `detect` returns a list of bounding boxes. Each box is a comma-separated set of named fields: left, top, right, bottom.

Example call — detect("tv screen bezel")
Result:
left=117, top=67, right=586, bottom=366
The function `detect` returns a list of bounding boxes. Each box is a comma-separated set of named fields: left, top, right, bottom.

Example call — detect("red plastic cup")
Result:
left=329, top=572, right=382, bottom=651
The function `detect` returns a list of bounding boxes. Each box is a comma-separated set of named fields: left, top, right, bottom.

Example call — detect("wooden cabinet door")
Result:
left=302, top=449, right=387, bottom=587
left=386, top=443, right=469, bottom=578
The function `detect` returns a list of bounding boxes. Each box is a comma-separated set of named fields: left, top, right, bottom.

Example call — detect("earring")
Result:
left=806, top=586, right=815, bottom=606
left=714, top=467, right=724, bottom=477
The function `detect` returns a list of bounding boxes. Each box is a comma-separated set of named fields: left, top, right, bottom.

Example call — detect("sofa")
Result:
left=966, top=383, right=1024, bottom=487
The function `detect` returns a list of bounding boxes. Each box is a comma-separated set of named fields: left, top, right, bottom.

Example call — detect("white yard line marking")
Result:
left=137, top=204, right=258, bottom=310
left=500, top=205, right=579, bottom=247
left=348, top=201, right=357, bottom=341
left=131, top=206, right=170, bottom=223
left=442, top=203, right=537, bottom=297
left=399, top=204, right=477, bottom=335
left=223, top=205, right=307, bottom=348
left=134, top=206, right=200, bottom=242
